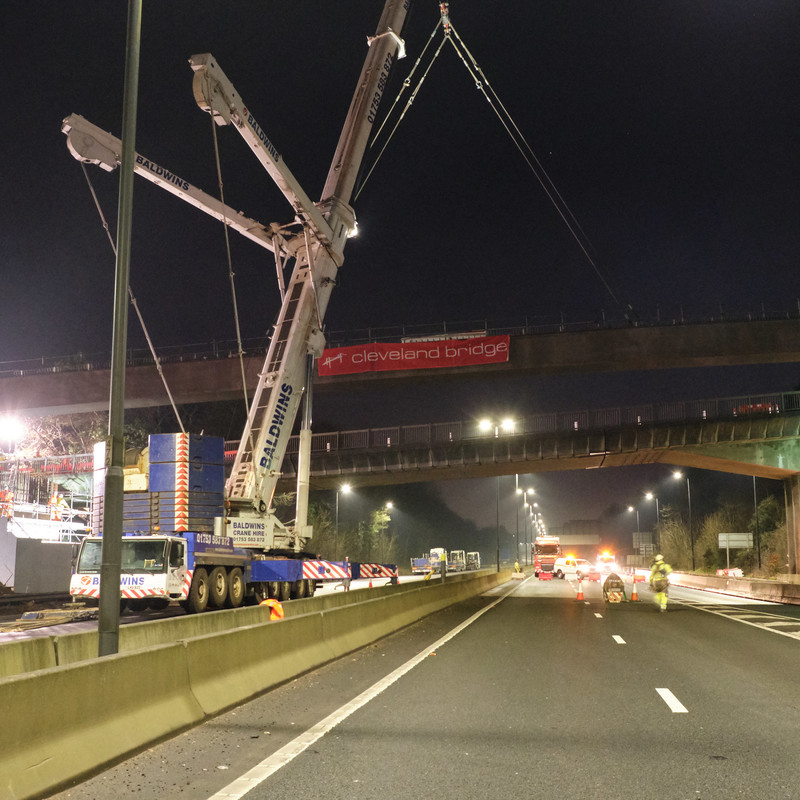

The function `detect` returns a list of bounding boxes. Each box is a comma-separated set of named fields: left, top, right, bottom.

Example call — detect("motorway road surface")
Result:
left=47, top=576, right=800, bottom=800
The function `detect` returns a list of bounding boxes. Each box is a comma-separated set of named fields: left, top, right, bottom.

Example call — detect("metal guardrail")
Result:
left=225, top=390, right=796, bottom=459
left=3, top=305, right=799, bottom=379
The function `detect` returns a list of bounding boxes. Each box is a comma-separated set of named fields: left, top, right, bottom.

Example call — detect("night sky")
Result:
left=3, top=1, right=800, bottom=532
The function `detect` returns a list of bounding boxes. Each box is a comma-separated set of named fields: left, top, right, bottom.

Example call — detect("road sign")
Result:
left=718, top=533, right=753, bottom=548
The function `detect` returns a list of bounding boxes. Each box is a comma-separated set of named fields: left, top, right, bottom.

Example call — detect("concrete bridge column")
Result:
left=783, top=475, right=800, bottom=574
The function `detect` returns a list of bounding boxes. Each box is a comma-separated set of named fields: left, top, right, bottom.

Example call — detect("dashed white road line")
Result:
left=656, top=687, right=688, bottom=713
left=612, top=635, right=626, bottom=644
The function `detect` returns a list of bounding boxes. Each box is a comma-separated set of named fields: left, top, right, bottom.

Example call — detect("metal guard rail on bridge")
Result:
left=240, top=390, right=799, bottom=459
left=3, top=304, right=799, bottom=380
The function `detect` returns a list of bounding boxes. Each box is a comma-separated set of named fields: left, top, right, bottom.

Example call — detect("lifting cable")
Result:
left=444, top=23, right=628, bottom=312
left=208, top=117, right=255, bottom=453
left=79, top=163, right=186, bottom=433
left=358, top=2, right=635, bottom=317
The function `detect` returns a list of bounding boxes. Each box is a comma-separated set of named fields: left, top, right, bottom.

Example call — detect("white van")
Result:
left=553, top=556, right=598, bottom=581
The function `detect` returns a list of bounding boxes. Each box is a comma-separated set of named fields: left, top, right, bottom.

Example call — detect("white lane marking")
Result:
left=680, top=601, right=800, bottom=641
left=208, top=582, right=519, bottom=799
left=612, top=635, right=626, bottom=644
left=656, top=687, right=688, bottom=713
left=594, top=613, right=603, bottom=619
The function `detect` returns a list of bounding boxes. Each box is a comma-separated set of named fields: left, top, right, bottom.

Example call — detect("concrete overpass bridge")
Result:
left=3, top=315, right=800, bottom=416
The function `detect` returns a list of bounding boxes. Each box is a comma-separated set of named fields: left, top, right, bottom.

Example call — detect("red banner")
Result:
left=318, top=335, right=510, bottom=376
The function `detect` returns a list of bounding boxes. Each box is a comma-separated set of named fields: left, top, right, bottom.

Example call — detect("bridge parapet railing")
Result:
left=272, top=390, right=800, bottom=457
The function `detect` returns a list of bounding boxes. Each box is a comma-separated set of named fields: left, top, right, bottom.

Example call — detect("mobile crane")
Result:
left=65, top=2, right=410, bottom=610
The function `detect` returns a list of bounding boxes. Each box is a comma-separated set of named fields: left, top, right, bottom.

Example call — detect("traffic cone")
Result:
left=368, top=578, right=373, bottom=588
left=576, top=578, right=584, bottom=601
left=630, top=575, right=639, bottom=602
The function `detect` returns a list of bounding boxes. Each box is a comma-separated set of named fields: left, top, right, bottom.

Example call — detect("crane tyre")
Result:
left=267, top=581, right=280, bottom=599
left=226, top=567, right=245, bottom=608
left=186, top=568, right=209, bottom=613
left=277, top=581, right=291, bottom=602
left=290, top=579, right=307, bottom=599
left=252, top=582, right=269, bottom=605
left=209, top=566, right=228, bottom=608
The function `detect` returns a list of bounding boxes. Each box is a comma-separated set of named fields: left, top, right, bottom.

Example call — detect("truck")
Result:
left=466, top=551, right=481, bottom=570
left=596, top=550, right=619, bottom=576
left=411, top=553, right=435, bottom=574
left=448, top=550, right=467, bottom=572
left=533, top=535, right=561, bottom=577
left=64, top=1, right=411, bottom=611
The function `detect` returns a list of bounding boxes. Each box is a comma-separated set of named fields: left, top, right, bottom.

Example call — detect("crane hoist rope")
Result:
left=77, top=162, right=186, bottom=433
left=444, top=24, right=627, bottom=312
left=207, top=113, right=254, bottom=456
left=359, top=2, right=632, bottom=315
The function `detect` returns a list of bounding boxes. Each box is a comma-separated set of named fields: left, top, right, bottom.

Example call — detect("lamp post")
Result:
left=752, top=476, right=761, bottom=569
left=335, top=483, right=351, bottom=557
left=495, top=476, right=500, bottom=571
left=673, top=471, right=694, bottom=570
left=480, top=418, right=515, bottom=572
left=382, top=501, right=393, bottom=563
left=517, top=485, right=534, bottom=565
left=645, top=492, right=660, bottom=551
left=627, top=505, right=640, bottom=532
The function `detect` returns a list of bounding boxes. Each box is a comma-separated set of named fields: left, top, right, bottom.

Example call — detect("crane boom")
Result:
left=219, top=1, right=410, bottom=550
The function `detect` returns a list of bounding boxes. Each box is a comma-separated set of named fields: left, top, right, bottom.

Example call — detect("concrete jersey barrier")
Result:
left=0, top=569, right=509, bottom=800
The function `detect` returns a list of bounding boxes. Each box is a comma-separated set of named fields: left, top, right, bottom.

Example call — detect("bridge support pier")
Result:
left=783, top=475, right=800, bottom=575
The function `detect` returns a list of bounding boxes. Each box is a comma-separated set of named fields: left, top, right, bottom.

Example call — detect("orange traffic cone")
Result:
left=630, top=575, right=639, bottom=602
left=576, top=578, right=584, bottom=601
left=368, top=578, right=373, bottom=588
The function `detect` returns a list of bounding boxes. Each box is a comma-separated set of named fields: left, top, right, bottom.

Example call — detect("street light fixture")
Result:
left=479, top=417, right=515, bottom=437
left=0, top=415, right=25, bottom=454
left=627, top=505, right=640, bottom=532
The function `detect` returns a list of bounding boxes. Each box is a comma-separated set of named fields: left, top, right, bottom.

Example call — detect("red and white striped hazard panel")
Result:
left=303, top=560, right=350, bottom=580
left=359, top=563, right=398, bottom=579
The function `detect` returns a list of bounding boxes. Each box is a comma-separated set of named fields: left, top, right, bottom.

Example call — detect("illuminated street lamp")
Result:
left=479, top=417, right=515, bottom=437
left=627, top=505, right=640, bottom=532
left=0, top=415, right=25, bottom=455
left=673, top=471, right=694, bottom=570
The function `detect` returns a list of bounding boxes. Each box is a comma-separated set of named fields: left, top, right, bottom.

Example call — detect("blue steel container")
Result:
left=148, top=434, right=224, bottom=465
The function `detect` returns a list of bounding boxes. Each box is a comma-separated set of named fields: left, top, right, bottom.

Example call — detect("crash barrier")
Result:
left=0, top=571, right=459, bottom=680
left=671, top=572, right=800, bottom=605
left=0, top=569, right=508, bottom=800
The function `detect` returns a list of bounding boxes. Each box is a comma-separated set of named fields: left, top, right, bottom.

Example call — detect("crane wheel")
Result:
left=208, top=566, right=228, bottom=608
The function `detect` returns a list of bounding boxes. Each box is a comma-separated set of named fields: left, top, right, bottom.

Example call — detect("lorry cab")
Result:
left=71, top=535, right=188, bottom=610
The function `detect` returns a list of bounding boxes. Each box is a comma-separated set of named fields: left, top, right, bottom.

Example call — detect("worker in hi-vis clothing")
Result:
left=649, top=554, right=673, bottom=612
